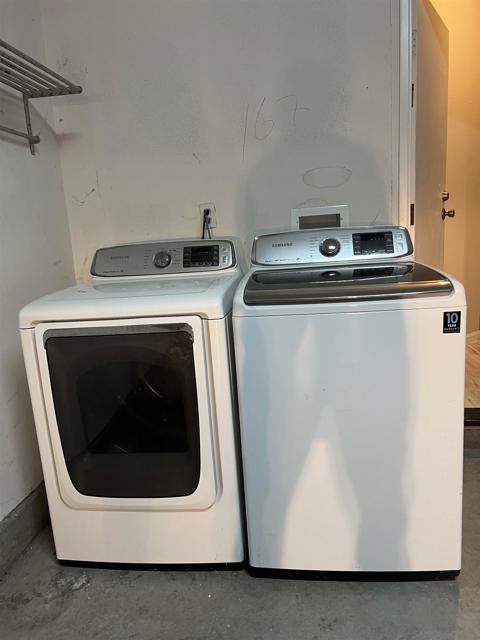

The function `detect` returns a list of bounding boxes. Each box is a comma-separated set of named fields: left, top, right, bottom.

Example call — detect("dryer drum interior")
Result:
left=44, top=324, right=201, bottom=499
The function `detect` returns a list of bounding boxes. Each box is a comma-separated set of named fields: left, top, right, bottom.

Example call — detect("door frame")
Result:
left=398, top=0, right=416, bottom=240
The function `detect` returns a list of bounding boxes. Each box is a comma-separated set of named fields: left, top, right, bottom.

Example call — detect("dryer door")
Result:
left=34, top=315, right=217, bottom=511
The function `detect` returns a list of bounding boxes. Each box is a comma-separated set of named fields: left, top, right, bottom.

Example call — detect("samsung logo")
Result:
left=110, top=255, right=129, bottom=260
left=272, top=242, right=293, bottom=247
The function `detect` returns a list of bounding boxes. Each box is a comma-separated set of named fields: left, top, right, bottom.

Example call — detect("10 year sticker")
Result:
left=443, top=311, right=461, bottom=334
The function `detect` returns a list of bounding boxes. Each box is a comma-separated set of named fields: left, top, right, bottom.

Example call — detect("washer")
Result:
left=233, top=226, right=466, bottom=574
left=20, top=238, right=245, bottom=564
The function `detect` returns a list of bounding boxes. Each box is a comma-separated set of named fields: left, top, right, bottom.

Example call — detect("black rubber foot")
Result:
left=247, top=566, right=460, bottom=581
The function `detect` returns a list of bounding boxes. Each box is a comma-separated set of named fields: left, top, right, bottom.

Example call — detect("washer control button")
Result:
left=153, top=251, right=172, bottom=268
left=319, top=238, right=341, bottom=257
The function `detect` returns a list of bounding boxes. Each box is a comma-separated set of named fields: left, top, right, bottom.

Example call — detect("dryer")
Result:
left=20, top=238, right=244, bottom=564
left=233, top=226, right=466, bottom=575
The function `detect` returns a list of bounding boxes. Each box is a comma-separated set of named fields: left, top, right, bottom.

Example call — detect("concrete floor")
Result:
left=1, top=459, right=479, bottom=640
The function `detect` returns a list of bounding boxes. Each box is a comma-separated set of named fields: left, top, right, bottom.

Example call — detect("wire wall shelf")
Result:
left=0, top=38, right=83, bottom=154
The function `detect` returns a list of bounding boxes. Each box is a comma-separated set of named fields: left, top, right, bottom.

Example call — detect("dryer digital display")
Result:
left=183, top=245, right=219, bottom=267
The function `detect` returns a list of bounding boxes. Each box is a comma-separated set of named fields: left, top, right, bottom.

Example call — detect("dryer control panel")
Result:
left=91, top=239, right=235, bottom=277
left=252, top=226, right=413, bottom=266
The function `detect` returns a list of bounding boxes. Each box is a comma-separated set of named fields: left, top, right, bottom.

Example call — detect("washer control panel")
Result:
left=252, top=226, right=413, bottom=266
left=92, top=239, right=235, bottom=277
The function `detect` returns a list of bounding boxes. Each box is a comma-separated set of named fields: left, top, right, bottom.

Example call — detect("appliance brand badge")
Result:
left=443, top=311, right=461, bottom=334
left=272, top=242, right=293, bottom=248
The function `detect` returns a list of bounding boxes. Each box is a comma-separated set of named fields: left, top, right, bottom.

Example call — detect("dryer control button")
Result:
left=319, top=238, right=341, bottom=257
left=153, top=251, right=172, bottom=268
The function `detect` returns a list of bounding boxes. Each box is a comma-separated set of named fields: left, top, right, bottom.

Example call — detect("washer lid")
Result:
left=243, top=262, right=453, bottom=306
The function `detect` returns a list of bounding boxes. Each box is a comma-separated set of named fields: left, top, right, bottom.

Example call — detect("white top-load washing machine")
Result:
left=20, top=238, right=244, bottom=564
left=233, top=226, right=466, bottom=575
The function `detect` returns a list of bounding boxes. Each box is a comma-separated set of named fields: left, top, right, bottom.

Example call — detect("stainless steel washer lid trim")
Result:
left=243, top=262, right=454, bottom=306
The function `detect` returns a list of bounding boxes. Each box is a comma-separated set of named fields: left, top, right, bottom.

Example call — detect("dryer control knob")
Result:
left=319, top=238, right=341, bottom=257
left=153, top=251, right=172, bottom=268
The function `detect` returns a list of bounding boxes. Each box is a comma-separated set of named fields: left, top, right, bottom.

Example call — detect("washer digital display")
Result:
left=353, top=232, right=394, bottom=255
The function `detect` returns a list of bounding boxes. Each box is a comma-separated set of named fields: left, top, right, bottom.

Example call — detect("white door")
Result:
left=414, top=0, right=450, bottom=269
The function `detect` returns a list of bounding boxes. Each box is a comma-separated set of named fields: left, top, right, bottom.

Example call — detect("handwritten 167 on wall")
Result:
left=242, top=95, right=310, bottom=162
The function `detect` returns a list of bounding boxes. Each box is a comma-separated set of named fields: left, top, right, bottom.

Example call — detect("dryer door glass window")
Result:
left=45, top=324, right=201, bottom=498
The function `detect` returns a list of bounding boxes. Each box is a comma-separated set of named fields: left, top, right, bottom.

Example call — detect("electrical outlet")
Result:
left=199, top=203, right=217, bottom=229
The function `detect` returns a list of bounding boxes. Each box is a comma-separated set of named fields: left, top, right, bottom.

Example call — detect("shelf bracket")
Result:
left=0, top=37, right=82, bottom=155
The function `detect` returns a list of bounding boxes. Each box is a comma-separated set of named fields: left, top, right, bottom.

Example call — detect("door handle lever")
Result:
left=442, top=208, right=456, bottom=220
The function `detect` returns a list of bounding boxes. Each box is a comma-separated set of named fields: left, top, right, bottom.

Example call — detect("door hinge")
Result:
left=410, top=203, right=415, bottom=226
left=411, top=83, right=415, bottom=108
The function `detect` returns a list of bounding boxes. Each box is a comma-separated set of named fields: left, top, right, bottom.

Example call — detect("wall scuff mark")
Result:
left=302, top=166, right=352, bottom=189
left=72, top=187, right=96, bottom=206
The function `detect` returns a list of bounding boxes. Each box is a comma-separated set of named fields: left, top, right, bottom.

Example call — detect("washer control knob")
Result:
left=319, top=238, right=341, bottom=257
left=153, top=251, right=172, bottom=269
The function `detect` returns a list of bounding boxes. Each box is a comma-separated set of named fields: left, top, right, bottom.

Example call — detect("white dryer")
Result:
left=233, top=226, right=466, bottom=575
left=20, top=238, right=244, bottom=564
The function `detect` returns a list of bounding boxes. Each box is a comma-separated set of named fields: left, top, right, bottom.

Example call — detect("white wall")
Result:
left=0, top=0, right=403, bottom=522
left=41, top=0, right=401, bottom=281
left=0, top=0, right=74, bottom=521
